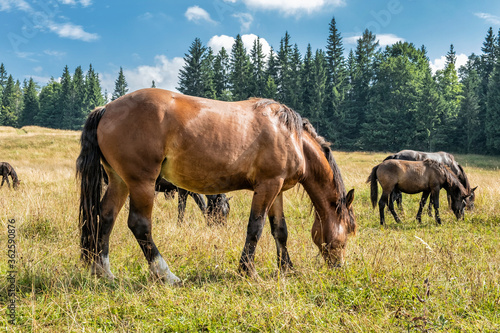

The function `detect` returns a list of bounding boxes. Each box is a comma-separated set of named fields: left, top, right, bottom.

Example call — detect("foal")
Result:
left=0, top=162, right=20, bottom=189
left=367, top=159, right=469, bottom=225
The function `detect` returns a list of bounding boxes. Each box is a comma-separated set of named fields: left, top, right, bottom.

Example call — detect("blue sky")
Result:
left=1, top=0, right=499, bottom=94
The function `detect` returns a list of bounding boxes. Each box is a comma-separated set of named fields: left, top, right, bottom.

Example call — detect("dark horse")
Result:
left=155, top=177, right=230, bottom=225
left=76, top=88, right=356, bottom=284
left=0, top=162, right=20, bottom=188
left=102, top=166, right=230, bottom=225
left=384, top=150, right=476, bottom=211
left=367, top=159, right=469, bottom=225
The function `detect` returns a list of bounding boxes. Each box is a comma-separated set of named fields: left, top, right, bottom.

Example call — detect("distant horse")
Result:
left=76, top=88, right=356, bottom=284
left=384, top=150, right=476, bottom=211
left=0, top=162, right=20, bottom=189
left=367, top=159, right=469, bottom=225
left=155, top=177, right=230, bottom=225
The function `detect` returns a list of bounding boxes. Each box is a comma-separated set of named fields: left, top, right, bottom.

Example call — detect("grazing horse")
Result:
left=155, top=177, right=230, bottom=225
left=76, top=88, right=356, bottom=284
left=367, top=159, right=469, bottom=225
left=0, top=162, right=20, bottom=189
left=384, top=150, right=476, bottom=211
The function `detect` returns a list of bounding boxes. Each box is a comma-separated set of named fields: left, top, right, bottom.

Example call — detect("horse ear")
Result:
left=472, top=186, right=478, bottom=192
left=346, top=189, right=355, bottom=209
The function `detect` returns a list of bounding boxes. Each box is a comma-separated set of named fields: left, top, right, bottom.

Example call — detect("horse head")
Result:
left=312, top=189, right=355, bottom=267
left=206, top=194, right=231, bottom=225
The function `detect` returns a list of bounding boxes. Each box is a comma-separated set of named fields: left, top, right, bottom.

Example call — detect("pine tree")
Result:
left=324, top=17, right=347, bottom=140
left=485, top=30, right=500, bottom=154
left=57, top=65, right=73, bottom=129
left=20, top=78, right=40, bottom=126
left=301, top=44, right=315, bottom=120
left=177, top=38, right=207, bottom=97
left=213, top=47, right=231, bottom=100
left=249, top=37, right=267, bottom=98
left=287, top=44, right=302, bottom=111
left=84, top=64, right=106, bottom=112
left=64, top=66, right=87, bottom=129
left=457, top=54, right=481, bottom=153
left=230, top=34, right=251, bottom=101
left=0, top=63, right=7, bottom=99
left=350, top=29, right=379, bottom=149
left=263, top=47, right=279, bottom=100
left=1, top=75, right=23, bottom=127
left=35, top=78, right=61, bottom=127
left=112, top=67, right=128, bottom=101
left=310, top=49, right=327, bottom=134
left=277, top=32, right=293, bottom=104
left=200, top=48, right=216, bottom=99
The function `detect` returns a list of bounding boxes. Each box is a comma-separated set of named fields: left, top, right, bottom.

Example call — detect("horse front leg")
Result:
left=431, top=189, right=441, bottom=225
left=240, top=181, right=282, bottom=279
left=268, top=193, right=293, bottom=273
left=177, top=188, right=189, bottom=224
left=387, top=192, right=402, bottom=223
left=416, top=191, right=430, bottom=223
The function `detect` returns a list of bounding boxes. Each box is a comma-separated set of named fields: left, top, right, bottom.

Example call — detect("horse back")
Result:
left=97, top=89, right=306, bottom=194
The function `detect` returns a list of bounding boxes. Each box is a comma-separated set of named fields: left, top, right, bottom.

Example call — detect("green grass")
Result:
left=1, top=126, right=499, bottom=332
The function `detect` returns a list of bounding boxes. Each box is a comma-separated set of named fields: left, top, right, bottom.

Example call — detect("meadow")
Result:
left=1, top=126, right=499, bottom=332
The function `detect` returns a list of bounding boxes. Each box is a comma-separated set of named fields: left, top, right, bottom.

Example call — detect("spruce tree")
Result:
left=230, top=34, right=251, bottom=101
left=85, top=64, right=106, bottom=111
left=277, top=32, right=293, bottom=104
left=35, top=78, right=61, bottom=128
left=65, top=66, right=87, bottom=129
left=213, top=47, right=231, bottom=100
left=200, top=48, right=216, bottom=99
left=457, top=55, right=481, bottom=153
left=485, top=30, right=500, bottom=154
left=1, top=75, right=23, bottom=127
left=263, top=47, right=278, bottom=100
left=112, top=67, right=128, bottom=101
left=301, top=44, right=315, bottom=120
left=58, top=65, right=73, bottom=129
left=310, top=49, right=327, bottom=134
left=0, top=63, right=7, bottom=98
left=249, top=37, right=267, bottom=98
left=20, top=78, right=40, bottom=126
left=177, top=38, right=207, bottom=97
left=324, top=17, right=347, bottom=141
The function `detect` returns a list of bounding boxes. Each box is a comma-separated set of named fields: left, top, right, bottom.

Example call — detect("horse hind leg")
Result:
left=387, top=192, right=402, bottom=223
left=127, top=180, right=180, bottom=285
left=431, top=190, right=442, bottom=225
left=92, top=168, right=129, bottom=279
left=268, top=193, right=293, bottom=273
left=416, top=191, right=430, bottom=223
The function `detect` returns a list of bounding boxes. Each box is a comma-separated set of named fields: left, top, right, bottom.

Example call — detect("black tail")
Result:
left=366, top=165, right=379, bottom=209
left=76, top=107, right=106, bottom=264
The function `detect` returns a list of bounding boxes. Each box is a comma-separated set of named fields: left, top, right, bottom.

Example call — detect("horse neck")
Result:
left=299, top=135, right=345, bottom=218
left=442, top=169, right=465, bottom=195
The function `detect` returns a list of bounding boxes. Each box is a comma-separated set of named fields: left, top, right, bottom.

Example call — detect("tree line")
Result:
left=1, top=17, right=499, bottom=154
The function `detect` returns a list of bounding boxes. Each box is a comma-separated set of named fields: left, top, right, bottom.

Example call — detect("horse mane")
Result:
left=253, top=99, right=303, bottom=135
left=423, top=159, right=465, bottom=193
left=457, top=164, right=471, bottom=192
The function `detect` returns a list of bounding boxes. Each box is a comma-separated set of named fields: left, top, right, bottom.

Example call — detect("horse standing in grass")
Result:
left=76, top=88, right=356, bottom=284
left=0, top=162, right=20, bottom=189
left=384, top=150, right=477, bottom=212
left=155, top=178, right=230, bottom=225
left=367, top=159, right=469, bottom=225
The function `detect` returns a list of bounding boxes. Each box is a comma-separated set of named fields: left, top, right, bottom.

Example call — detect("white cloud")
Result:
left=44, top=49, right=66, bottom=57
left=233, top=12, right=253, bottom=31
left=102, top=55, right=184, bottom=94
left=345, top=33, right=404, bottom=46
left=185, top=6, right=216, bottom=24
left=0, top=0, right=31, bottom=12
left=429, top=53, right=468, bottom=73
left=475, top=12, right=500, bottom=25
left=208, top=34, right=271, bottom=57
left=241, top=0, right=345, bottom=16
left=48, top=22, right=99, bottom=41
left=58, top=0, right=92, bottom=6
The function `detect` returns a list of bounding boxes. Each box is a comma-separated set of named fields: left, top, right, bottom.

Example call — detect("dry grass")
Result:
left=0, top=127, right=499, bottom=332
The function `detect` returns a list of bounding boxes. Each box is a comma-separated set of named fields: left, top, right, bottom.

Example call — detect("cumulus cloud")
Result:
left=429, top=53, right=468, bottom=73
left=58, top=0, right=93, bottom=7
left=0, top=0, right=31, bottom=12
left=241, top=0, right=345, bottom=16
left=474, top=12, right=500, bottom=25
left=345, top=33, right=404, bottom=46
left=101, top=55, right=184, bottom=94
left=48, top=22, right=99, bottom=41
left=208, top=34, right=271, bottom=57
left=185, top=6, right=216, bottom=24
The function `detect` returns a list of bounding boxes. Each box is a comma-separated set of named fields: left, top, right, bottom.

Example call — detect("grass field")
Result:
left=1, top=126, right=499, bottom=332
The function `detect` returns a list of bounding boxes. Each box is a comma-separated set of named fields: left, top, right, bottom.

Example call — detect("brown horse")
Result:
left=0, top=162, right=20, bottom=189
left=384, top=150, right=477, bottom=211
left=76, top=88, right=356, bottom=284
left=367, top=159, right=469, bottom=225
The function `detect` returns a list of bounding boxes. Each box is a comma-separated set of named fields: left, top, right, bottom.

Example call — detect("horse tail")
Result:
left=366, top=165, right=379, bottom=209
left=76, top=106, right=106, bottom=264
